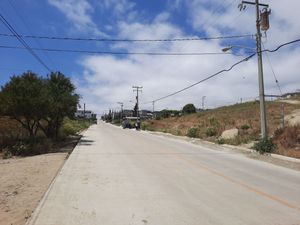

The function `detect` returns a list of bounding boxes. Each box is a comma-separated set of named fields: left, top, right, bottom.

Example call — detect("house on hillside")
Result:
left=281, top=90, right=300, bottom=98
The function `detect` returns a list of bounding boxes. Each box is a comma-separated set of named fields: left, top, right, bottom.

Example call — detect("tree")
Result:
left=182, top=103, right=196, bottom=114
left=0, top=71, right=79, bottom=139
left=0, top=72, right=48, bottom=138
left=38, top=72, right=79, bottom=138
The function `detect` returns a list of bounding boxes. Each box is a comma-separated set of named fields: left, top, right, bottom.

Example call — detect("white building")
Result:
left=75, top=110, right=97, bottom=119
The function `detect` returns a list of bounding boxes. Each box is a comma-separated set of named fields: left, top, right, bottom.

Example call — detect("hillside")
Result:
left=143, top=99, right=300, bottom=158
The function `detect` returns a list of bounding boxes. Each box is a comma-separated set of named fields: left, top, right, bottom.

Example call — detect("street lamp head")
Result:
left=222, top=45, right=256, bottom=52
left=222, top=47, right=233, bottom=52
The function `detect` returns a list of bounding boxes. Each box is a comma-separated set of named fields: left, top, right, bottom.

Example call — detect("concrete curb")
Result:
left=270, top=153, right=300, bottom=163
left=143, top=130, right=300, bottom=164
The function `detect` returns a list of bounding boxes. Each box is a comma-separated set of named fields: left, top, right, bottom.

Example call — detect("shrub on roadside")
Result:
left=252, top=137, right=276, bottom=154
left=273, top=125, right=300, bottom=149
left=3, top=138, right=53, bottom=158
left=205, top=127, right=217, bottom=137
left=240, top=124, right=250, bottom=130
left=60, top=118, right=91, bottom=137
left=141, top=123, right=148, bottom=130
left=187, top=127, right=199, bottom=138
left=216, top=137, right=225, bottom=145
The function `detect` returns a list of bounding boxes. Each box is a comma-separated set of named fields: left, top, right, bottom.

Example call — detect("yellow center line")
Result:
left=171, top=153, right=300, bottom=212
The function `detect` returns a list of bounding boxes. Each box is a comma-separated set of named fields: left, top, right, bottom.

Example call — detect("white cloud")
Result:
left=48, top=0, right=105, bottom=35
left=73, top=1, right=300, bottom=114
left=98, top=0, right=136, bottom=21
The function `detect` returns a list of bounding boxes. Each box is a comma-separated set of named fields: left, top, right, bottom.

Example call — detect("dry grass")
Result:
left=143, top=100, right=300, bottom=157
left=273, top=125, right=300, bottom=159
left=0, top=117, right=27, bottom=149
left=146, top=101, right=298, bottom=137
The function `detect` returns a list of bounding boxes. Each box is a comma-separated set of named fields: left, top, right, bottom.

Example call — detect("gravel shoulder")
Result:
left=0, top=153, right=68, bottom=225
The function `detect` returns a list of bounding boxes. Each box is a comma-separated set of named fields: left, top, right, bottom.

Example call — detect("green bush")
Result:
left=240, top=124, right=250, bottom=130
left=205, top=127, right=217, bottom=137
left=182, top=104, right=196, bottom=114
left=216, top=137, right=225, bottom=145
left=187, top=127, right=198, bottom=138
left=3, top=138, right=53, bottom=157
left=141, top=123, right=148, bottom=130
left=60, top=118, right=91, bottom=137
left=252, top=137, right=276, bottom=154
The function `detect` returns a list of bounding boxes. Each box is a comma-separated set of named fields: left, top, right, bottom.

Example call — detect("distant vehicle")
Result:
left=122, top=119, right=132, bottom=129
left=122, top=117, right=140, bottom=130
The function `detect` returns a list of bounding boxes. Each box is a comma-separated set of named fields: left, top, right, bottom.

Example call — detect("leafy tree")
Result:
left=182, top=103, right=196, bottom=114
left=0, top=72, right=48, bottom=138
left=39, top=72, right=79, bottom=138
left=0, top=71, right=79, bottom=139
left=160, top=109, right=171, bottom=118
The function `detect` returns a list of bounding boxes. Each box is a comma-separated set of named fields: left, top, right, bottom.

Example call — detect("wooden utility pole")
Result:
left=133, top=86, right=143, bottom=123
left=239, top=0, right=270, bottom=138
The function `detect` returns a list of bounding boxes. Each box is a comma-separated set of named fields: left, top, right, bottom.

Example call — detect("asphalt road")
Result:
left=28, top=122, right=300, bottom=225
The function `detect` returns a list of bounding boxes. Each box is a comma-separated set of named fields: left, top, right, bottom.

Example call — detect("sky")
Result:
left=0, top=0, right=299, bottom=114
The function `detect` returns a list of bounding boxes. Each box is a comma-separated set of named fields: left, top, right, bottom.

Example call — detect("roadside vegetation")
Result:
left=142, top=99, right=300, bottom=158
left=0, top=71, right=91, bottom=158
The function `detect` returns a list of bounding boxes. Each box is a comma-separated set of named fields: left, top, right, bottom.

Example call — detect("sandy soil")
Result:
left=0, top=153, right=67, bottom=225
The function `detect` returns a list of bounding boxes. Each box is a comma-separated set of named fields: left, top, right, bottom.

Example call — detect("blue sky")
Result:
left=0, top=0, right=299, bottom=113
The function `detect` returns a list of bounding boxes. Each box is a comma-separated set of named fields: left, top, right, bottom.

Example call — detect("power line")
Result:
left=153, top=53, right=256, bottom=102
left=262, top=42, right=282, bottom=95
left=202, top=0, right=238, bottom=30
left=144, top=38, right=300, bottom=104
left=0, top=45, right=242, bottom=56
left=0, top=33, right=254, bottom=42
left=7, top=0, right=57, bottom=70
left=262, top=39, right=300, bottom=54
left=0, top=13, right=52, bottom=72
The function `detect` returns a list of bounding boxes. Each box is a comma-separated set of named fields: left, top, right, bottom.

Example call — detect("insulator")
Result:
left=260, top=8, right=271, bottom=31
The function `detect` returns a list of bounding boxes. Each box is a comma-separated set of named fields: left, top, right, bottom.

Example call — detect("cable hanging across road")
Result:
left=142, top=38, right=300, bottom=104
left=0, top=33, right=254, bottom=42
left=0, top=45, right=244, bottom=56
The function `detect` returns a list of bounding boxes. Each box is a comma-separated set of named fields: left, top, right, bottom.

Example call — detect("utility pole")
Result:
left=83, top=103, right=86, bottom=118
left=152, top=101, right=155, bottom=119
left=239, top=0, right=270, bottom=139
left=202, top=96, right=206, bottom=111
left=133, top=86, right=143, bottom=124
left=117, top=102, right=124, bottom=121
left=281, top=103, right=285, bottom=128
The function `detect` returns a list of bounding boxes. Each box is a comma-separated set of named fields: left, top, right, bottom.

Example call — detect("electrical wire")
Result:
left=0, top=33, right=254, bottom=42
left=261, top=39, right=300, bottom=53
left=152, top=53, right=255, bottom=102
left=262, top=42, right=282, bottom=96
left=0, top=13, right=52, bottom=72
left=143, top=38, right=300, bottom=104
left=0, top=45, right=242, bottom=56
left=7, top=0, right=57, bottom=70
